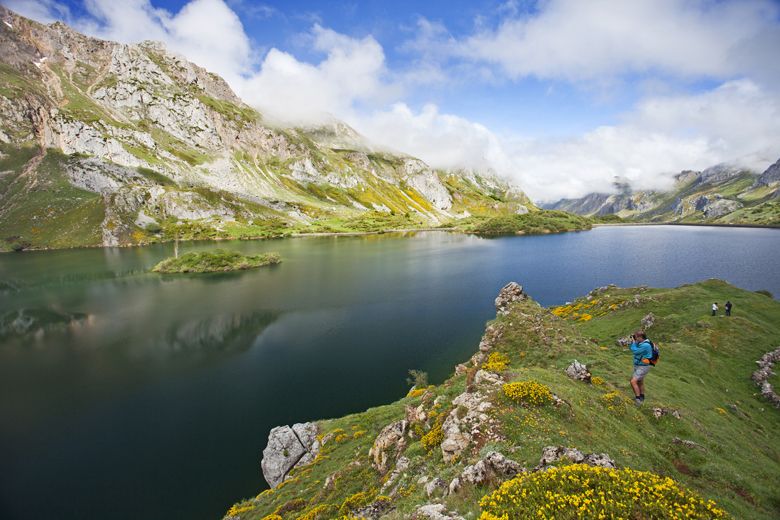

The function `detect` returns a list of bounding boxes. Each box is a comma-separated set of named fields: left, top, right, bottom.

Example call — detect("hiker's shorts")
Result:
left=632, top=365, right=652, bottom=381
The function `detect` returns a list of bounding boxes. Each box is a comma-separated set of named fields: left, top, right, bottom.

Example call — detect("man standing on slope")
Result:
left=629, top=330, right=653, bottom=406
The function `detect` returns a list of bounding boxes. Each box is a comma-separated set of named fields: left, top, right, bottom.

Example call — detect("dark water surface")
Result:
left=1, top=225, right=778, bottom=519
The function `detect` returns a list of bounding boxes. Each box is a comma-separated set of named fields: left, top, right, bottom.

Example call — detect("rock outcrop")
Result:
left=565, top=360, right=592, bottom=383
left=459, top=451, right=524, bottom=486
left=440, top=391, right=495, bottom=463
left=752, top=347, right=780, bottom=408
left=261, top=422, right=320, bottom=488
left=413, top=504, right=465, bottom=520
left=495, top=282, right=526, bottom=315
left=369, top=420, right=409, bottom=474
left=536, top=446, right=616, bottom=470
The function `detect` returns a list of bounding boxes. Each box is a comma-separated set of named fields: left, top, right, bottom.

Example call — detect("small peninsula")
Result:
left=152, top=250, right=281, bottom=274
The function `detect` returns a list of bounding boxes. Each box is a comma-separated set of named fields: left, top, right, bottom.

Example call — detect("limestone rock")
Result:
left=752, top=347, right=780, bottom=408
left=413, top=504, right=465, bottom=520
left=537, top=446, right=615, bottom=470
left=261, top=422, right=320, bottom=488
left=565, top=360, right=592, bottom=383
left=652, top=407, right=681, bottom=419
left=369, top=420, right=408, bottom=474
left=474, top=369, right=503, bottom=386
left=461, top=451, right=523, bottom=485
left=440, top=392, right=493, bottom=462
left=495, top=282, right=525, bottom=315
left=425, top=477, right=448, bottom=498
left=448, top=477, right=461, bottom=495
left=380, top=456, right=409, bottom=493
left=641, top=312, right=655, bottom=330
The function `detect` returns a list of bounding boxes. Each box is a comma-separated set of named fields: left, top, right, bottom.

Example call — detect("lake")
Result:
left=1, top=225, right=778, bottom=520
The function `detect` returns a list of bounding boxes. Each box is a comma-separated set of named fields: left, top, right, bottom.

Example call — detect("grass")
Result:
left=151, top=249, right=281, bottom=273
left=223, top=279, right=780, bottom=520
left=0, top=148, right=105, bottom=251
left=453, top=209, right=592, bottom=236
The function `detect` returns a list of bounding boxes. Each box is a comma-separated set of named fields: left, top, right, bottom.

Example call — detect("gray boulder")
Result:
left=461, top=451, right=524, bottom=485
left=565, top=360, right=592, bottom=383
left=369, top=420, right=408, bottom=474
left=261, top=422, right=320, bottom=488
left=495, top=282, right=525, bottom=315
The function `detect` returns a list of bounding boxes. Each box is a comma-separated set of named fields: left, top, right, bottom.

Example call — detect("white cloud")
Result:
left=458, top=0, right=780, bottom=82
left=6, top=0, right=780, bottom=202
left=239, top=25, right=395, bottom=124
left=2, top=0, right=70, bottom=23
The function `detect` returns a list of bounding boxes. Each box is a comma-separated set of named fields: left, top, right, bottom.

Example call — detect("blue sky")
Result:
left=4, top=0, right=780, bottom=200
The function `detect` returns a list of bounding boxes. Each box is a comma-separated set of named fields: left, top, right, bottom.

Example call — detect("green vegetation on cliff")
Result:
left=152, top=249, right=281, bottom=273
left=225, top=280, right=780, bottom=519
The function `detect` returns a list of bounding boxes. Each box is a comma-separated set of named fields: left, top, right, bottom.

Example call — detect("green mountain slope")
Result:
left=225, top=280, right=780, bottom=519
left=0, top=7, right=534, bottom=251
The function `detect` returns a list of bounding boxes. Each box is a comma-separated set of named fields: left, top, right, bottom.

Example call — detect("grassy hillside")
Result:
left=451, top=210, right=592, bottom=236
left=224, top=280, right=780, bottom=519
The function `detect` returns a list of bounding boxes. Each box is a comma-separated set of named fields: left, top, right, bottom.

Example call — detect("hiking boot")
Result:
left=634, top=397, right=644, bottom=406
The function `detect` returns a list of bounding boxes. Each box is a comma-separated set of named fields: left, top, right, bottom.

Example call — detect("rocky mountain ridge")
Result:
left=0, top=6, right=533, bottom=251
left=545, top=159, right=780, bottom=225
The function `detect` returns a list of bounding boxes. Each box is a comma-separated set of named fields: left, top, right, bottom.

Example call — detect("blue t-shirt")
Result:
left=630, top=340, right=653, bottom=366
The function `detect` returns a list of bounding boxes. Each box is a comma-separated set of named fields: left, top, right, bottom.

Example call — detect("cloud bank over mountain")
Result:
left=5, top=0, right=780, bottom=200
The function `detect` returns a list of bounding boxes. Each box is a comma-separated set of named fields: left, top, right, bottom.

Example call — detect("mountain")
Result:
left=226, top=279, right=780, bottom=519
left=545, top=161, right=780, bottom=225
left=0, top=7, right=533, bottom=251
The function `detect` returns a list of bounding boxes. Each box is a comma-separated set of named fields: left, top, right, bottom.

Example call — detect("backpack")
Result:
left=647, top=340, right=660, bottom=366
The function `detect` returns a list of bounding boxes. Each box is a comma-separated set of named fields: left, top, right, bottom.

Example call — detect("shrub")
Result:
left=421, top=416, right=445, bottom=452
left=225, top=503, right=255, bottom=517
left=755, top=289, right=773, bottom=298
left=482, top=352, right=510, bottom=372
left=479, top=464, right=727, bottom=519
left=296, top=504, right=336, bottom=520
left=591, top=376, right=605, bottom=385
left=407, top=369, right=429, bottom=388
left=503, top=381, right=553, bottom=406
left=339, top=490, right=374, bottom=514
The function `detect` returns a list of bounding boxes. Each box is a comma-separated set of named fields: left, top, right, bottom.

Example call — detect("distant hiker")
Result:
left=725, top=301, right=732, bottom=316
left=712, top=302, right=718, bottom=316
left=629, top=330, right=654, bottom=405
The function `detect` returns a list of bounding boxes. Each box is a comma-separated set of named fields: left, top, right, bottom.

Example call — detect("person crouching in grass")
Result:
left=629, top=330, right=653, bottom=405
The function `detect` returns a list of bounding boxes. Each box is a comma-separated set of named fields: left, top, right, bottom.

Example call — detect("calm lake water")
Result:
left=1, top=225, right=778, bottom=520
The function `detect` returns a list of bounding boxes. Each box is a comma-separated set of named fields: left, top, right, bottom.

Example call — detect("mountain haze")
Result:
left=545, top=159, right=780, bottom=225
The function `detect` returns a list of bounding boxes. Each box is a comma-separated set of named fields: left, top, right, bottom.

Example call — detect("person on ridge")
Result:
left=725, top=300, right=732, bottom=316
left=712, top=302, right=718, bottom=316
left=629, top=330, right=653, bottom=405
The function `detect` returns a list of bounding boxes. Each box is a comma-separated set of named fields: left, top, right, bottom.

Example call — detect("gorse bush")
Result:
left=479, top=464, right=728, bottom=519
left=502, top=380, right=553, bottom=406
left=482, top=352, right=510, bottom=372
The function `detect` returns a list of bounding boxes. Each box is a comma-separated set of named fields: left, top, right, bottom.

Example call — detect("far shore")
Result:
left=3, top=222, right=779, bottom=254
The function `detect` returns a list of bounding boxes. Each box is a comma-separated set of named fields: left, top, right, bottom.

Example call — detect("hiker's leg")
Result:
left=630, top=377, right=641, bottom=397
left=638, top=379, right=645, bottom=396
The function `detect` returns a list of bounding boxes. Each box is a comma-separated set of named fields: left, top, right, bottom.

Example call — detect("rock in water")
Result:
left=494, top=282, right=525, bottom=315
left=261, top=422, right=320, bottom=488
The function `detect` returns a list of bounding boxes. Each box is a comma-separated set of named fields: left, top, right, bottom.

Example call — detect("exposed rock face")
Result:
left=756, top=157, right=780, bottom=187
left=460, top=451, right=524, bottom=486
left=440, top=391, right=495, bottom=462
left=369, top=420, right=408, bottom=474
left=495, top=282, right=526, bottom=316
left=565, top=360, right=592, bottom=383
left=261, top=422, right=320, bottom=488
left=0, top=6, right=537, bottom=250
left=413, top=504, right=465, bottom=520
left=536, top=446, right=616, bottom=470
left=474, top=369, right=503, bottom=386
left=424, top=477, right=448, bottom=498
left=752, top=347, right=780, bottom=408
left=641, top=312, right=655, bottom=330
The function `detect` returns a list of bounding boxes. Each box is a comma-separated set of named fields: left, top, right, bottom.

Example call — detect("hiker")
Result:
left=725, top=301, right=732, bottom=316
left=629, top=330, right=653, bottom=405
left=712, top=302, right=718, bottom=316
